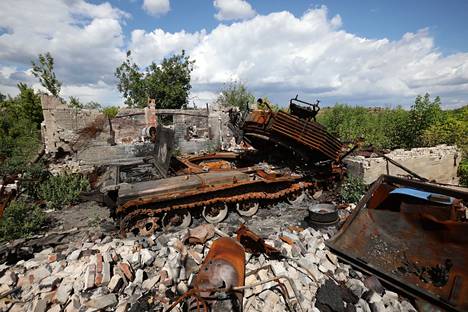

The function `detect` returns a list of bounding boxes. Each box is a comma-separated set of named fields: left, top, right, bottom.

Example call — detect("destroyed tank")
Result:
left=103, top=96, right=346, bottom=236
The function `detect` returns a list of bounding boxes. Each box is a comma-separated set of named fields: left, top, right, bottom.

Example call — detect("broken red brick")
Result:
left=118, top=262, right=134, bottom=281
left=48, top=254, right=57, bottom=263
left=280, top=236, right=295, bottom=246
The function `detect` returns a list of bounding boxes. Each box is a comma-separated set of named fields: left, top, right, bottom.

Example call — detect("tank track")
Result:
left=119, top=181, right=315, bottom=236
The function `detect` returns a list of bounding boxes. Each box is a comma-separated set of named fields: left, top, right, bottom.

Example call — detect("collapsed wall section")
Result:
left=40, top=96, right=232, bottom=167
left=344, top=145, right=462, bottom=185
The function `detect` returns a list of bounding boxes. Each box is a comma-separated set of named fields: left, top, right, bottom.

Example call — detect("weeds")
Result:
left=39, top=173, right=90, bottom=210
left=339, top=175, right=367, bottom=204
left=458, top=159, right=468, bottom=187
left=0, top=201, right=46, bottom=242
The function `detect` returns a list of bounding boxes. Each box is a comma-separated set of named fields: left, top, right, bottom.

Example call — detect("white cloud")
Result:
left=129, top=28, right=206, bottom=66
left=142, top=0, right=170, bottom=17
left=214, top=0, right=256, bottom=21
left=0, top=0, right=127, bottom=103
left=1, top=3, right=467, bottom=108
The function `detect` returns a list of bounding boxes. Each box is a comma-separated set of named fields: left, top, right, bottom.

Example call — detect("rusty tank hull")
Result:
left=116, top=160, right=316, bottom=236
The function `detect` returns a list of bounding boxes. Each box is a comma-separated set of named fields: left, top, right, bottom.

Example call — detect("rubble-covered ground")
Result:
left=0, top=200, right=417, bottom=312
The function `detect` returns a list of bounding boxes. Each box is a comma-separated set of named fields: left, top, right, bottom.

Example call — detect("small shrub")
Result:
left=102, top=106, right=119, bottom=119
left=458, top=159, right=468, bottom=187
left=39, top=173, right=90, bottom=210
left=339, top=175, right=367, bottom=203
left=0, top=201, right=46, bottom=241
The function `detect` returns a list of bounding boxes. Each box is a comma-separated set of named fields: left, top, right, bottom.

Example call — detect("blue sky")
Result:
left=1, top=0, right=468, bottom=107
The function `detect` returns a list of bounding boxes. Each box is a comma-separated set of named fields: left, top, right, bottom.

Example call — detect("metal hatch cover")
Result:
left=326, top=175, right=468, bottom=311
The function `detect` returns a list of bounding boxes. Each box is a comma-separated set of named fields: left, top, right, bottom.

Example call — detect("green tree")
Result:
left=0, top=84, right=43, bottom=173
left=216, top=81, right=255, bottom=110
left=115, top=50, right=194, bottom=108
left=16, top=83, right=43, bottom=126
left=0, top=92, right=5, bottom=103
left=31, top=52, right=62, bottom=97
left=402, top=93, right=442, bottom=148
left=83, top=101, right=102, bottom=110
left=68, top=96, right=83, bottom=109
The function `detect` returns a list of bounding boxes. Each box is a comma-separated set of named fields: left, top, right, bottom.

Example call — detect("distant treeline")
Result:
left=317, top=94, right=467, bottom=152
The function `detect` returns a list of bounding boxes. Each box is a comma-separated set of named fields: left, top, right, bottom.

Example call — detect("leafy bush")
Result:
left=422, top=117, right=468, bottom=152
left=339, top=175, right=367, bottom=203
left=317, top=104, right=409, bottom=149
left=317, top=94, right=466, bottom=152
left=39, top=174, right=90, bottom=210
left=458, top=159, right=468, bottom=187
left=102, top=106, right=119, bottom=119
left=0, top=201, right=46, bottom=242
left=216, top=81, right=255, bottom=110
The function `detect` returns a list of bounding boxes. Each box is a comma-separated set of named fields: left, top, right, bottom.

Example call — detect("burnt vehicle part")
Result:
left=288, top=94, right=320, bottom=121
left=236, top=224, right=282, bottom=259
left=188, top=237, right=245, bottom=311
left=229, top=97, right=343, bottom=165
left=117, top=163, right=316, bottom=236
left=327, top=175, right=468, bottom=311
left=307, top=203, right=339, bottom=226
left=168, top=244, right=304, bottom=312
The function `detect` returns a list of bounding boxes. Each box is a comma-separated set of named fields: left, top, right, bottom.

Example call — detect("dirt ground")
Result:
left=47, top=201, right=112, bottom=232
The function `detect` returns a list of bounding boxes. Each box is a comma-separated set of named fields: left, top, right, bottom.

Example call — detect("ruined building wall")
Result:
left=344, top=145, right=462, bottom=185
left=41, top=96, right=232, bottom=166
left=41, top=96, right=152, bottom=165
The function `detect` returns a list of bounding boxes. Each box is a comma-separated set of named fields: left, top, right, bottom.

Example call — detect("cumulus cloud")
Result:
left=0, top=0, right=127, bottom=102
left=214, top=0, right=256, bottom=21
left=142, top=0, right=170, bottom=17
left=128, top=6, right=468, bottom=106
left=1, top=2, right=467, bottom=107
left=129, top=28, right=206, bottom=66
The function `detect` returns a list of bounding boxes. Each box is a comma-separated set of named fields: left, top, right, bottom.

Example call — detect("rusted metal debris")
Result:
left=327, top=175, right=468, bottom=311
left=165, top=237, right=245, bottom=311
left=167, top=239, right=306, bottom=312
left=236, top=224, right=282, bottom=259
left=98, top=96, right=347, bottom=236
left=229, top=96, right=343, bottom=162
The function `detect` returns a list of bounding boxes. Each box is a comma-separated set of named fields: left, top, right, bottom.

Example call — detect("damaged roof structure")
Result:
left=0, top=95, right=466, bottom=312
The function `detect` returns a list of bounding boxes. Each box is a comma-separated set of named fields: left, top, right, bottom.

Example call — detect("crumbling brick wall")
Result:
left=344, top=145, right=462, bottom=184
left=40, top=96, right=232, bottom=165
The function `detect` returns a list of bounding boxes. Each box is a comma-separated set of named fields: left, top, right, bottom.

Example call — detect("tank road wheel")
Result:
left=162, top=210, right=192, bottom=230
left=236, top=201, right=259, bottom=217
left=287, top=190, right=306, bottom=205
left=127, top=217, right=160, bottom=237
left=202, top=203, right=228, bottom=224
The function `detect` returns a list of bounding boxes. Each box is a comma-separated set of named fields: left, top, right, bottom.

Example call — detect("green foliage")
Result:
left=422, top=116, right=468, bottom=153
left=101, top=106, right=119, bottom=119
left=39, top=174, right=90, bottom=210
left=458, top=159, right=468, bottom=187
left=0, top=201, right=46, bottom=242
left=115, top=50, right=194, bottom=108
left=68, top=96, right=83, bottom=109
left=401, top=93, right=443, bottom=148
left=83, top=101, right=102, bottom=110
left=339, top=175, right=367, bottom=203
left=216, top=81, right=255, bottom=110
left=317, top=94, right=462, bottom=151
left=31, top=52, right=62, bottom=97
left=0, top=84, right=43, bottom=172
left=318, top=104, right=408, bottom=149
